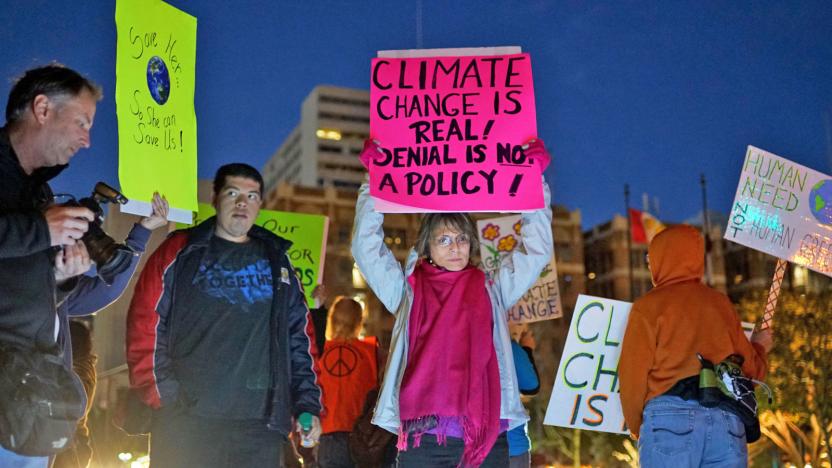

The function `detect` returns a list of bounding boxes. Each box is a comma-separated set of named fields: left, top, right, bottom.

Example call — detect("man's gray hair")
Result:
left=5, top=64, right=102, bottom=126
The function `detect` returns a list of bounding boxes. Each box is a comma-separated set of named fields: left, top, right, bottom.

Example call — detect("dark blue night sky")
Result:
left=2, top=1, right=830, bottom=228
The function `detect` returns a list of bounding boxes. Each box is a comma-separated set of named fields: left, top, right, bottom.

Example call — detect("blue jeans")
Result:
left=638, top=396, right=748, bottom=468
left=0, top=446, right=48, bottom=468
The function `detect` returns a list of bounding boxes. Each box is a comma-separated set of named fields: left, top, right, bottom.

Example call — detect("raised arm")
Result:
left=65, top=223, right=151, bottom=317
left=492, top=178, right=553, bottom=310
left=350, top=183, right=406, bottom=314
left=66, top=193, right=168, bottom=316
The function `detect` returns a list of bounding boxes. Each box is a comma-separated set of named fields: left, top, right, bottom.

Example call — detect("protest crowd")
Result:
left=2, top=8, right=817, bottom=467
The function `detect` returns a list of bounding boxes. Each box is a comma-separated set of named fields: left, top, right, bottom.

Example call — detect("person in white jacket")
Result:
left=351, top=139, right=553, bottom=467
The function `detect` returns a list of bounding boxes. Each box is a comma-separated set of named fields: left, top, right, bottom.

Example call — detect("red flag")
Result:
left=629, top=208, right=666, bottom=244
left=629, top=208, right=647, bottom=244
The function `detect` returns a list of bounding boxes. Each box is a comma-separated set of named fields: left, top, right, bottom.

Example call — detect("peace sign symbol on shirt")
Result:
left=323, top=344, right=358, bottom=377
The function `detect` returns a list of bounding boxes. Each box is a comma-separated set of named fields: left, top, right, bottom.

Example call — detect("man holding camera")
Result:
left=0, top=64, right=102, bottom=467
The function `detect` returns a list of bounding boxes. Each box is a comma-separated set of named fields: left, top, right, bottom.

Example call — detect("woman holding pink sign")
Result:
left=351, top=139, right=552, bottom=467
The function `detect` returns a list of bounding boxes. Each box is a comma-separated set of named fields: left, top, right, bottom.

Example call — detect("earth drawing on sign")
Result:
left=146, top=55, right=170, bottom=105
left=809, top=179, right=832, bottom=225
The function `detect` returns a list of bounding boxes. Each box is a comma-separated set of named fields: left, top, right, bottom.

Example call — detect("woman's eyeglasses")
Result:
left=434, top=234, right=470, bottom=248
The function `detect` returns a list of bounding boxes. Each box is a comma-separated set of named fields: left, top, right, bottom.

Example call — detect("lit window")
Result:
left=316, top=128, right=342, bottom=141
left=792, top=266, right=807, bottom=287
left=352, top=263, right=367, bottom=289
left=352, top=293, right=368, bottom=319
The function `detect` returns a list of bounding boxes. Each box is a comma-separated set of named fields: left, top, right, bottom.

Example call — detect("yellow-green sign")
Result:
left=115, top=0, right=198, bottom=222
left=177, top=203, right=330, bottom=307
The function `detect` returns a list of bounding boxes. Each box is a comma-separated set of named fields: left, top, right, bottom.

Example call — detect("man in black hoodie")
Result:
left=0, top=64, right=101, bottom=467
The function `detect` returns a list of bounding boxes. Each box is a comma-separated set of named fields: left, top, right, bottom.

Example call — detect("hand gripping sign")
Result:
left=368, top=47, right=544, bottom=213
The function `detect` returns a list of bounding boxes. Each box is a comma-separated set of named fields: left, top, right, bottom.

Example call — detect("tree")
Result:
left=736, top=289, right=832, bottom=465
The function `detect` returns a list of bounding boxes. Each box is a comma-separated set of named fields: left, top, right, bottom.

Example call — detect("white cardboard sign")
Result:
left=544, top=295, right=631, bottom=434
left=725, top=146, right=832, bottom=278
left=476, top=214, right=562, bottom=323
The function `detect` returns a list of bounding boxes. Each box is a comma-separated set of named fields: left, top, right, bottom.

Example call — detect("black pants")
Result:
left=150, top=411, right=285, bottom=468
left=318, top=432, right=353, bottom=468
left=396, top=433, right=509, bottom=467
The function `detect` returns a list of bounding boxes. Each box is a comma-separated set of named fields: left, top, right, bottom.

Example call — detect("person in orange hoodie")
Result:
left=619, top=225, right=773, bottom=467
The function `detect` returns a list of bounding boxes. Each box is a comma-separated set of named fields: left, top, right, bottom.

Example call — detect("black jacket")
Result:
left=0, top=127, right=71, bottom=350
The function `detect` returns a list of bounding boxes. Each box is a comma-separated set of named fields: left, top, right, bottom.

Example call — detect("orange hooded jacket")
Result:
left=618, top=225, right=768, bottom=439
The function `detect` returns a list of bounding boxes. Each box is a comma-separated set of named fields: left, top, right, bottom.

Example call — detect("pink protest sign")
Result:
left=369, top=52, right=542, bottom=213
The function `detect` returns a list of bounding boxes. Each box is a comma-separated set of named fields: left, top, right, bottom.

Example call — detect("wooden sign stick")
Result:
left=759, top=258, right=788, bottom=330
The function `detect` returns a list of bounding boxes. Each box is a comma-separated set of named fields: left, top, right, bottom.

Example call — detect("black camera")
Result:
left=65, top=182, right=135, bottom=284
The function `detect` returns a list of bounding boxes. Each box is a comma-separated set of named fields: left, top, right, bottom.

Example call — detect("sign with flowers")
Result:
left=477, top=214, right=563, bottom=323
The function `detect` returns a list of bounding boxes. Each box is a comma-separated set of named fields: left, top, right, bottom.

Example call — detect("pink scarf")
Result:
left=398, top=260, right=501, bottom=467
